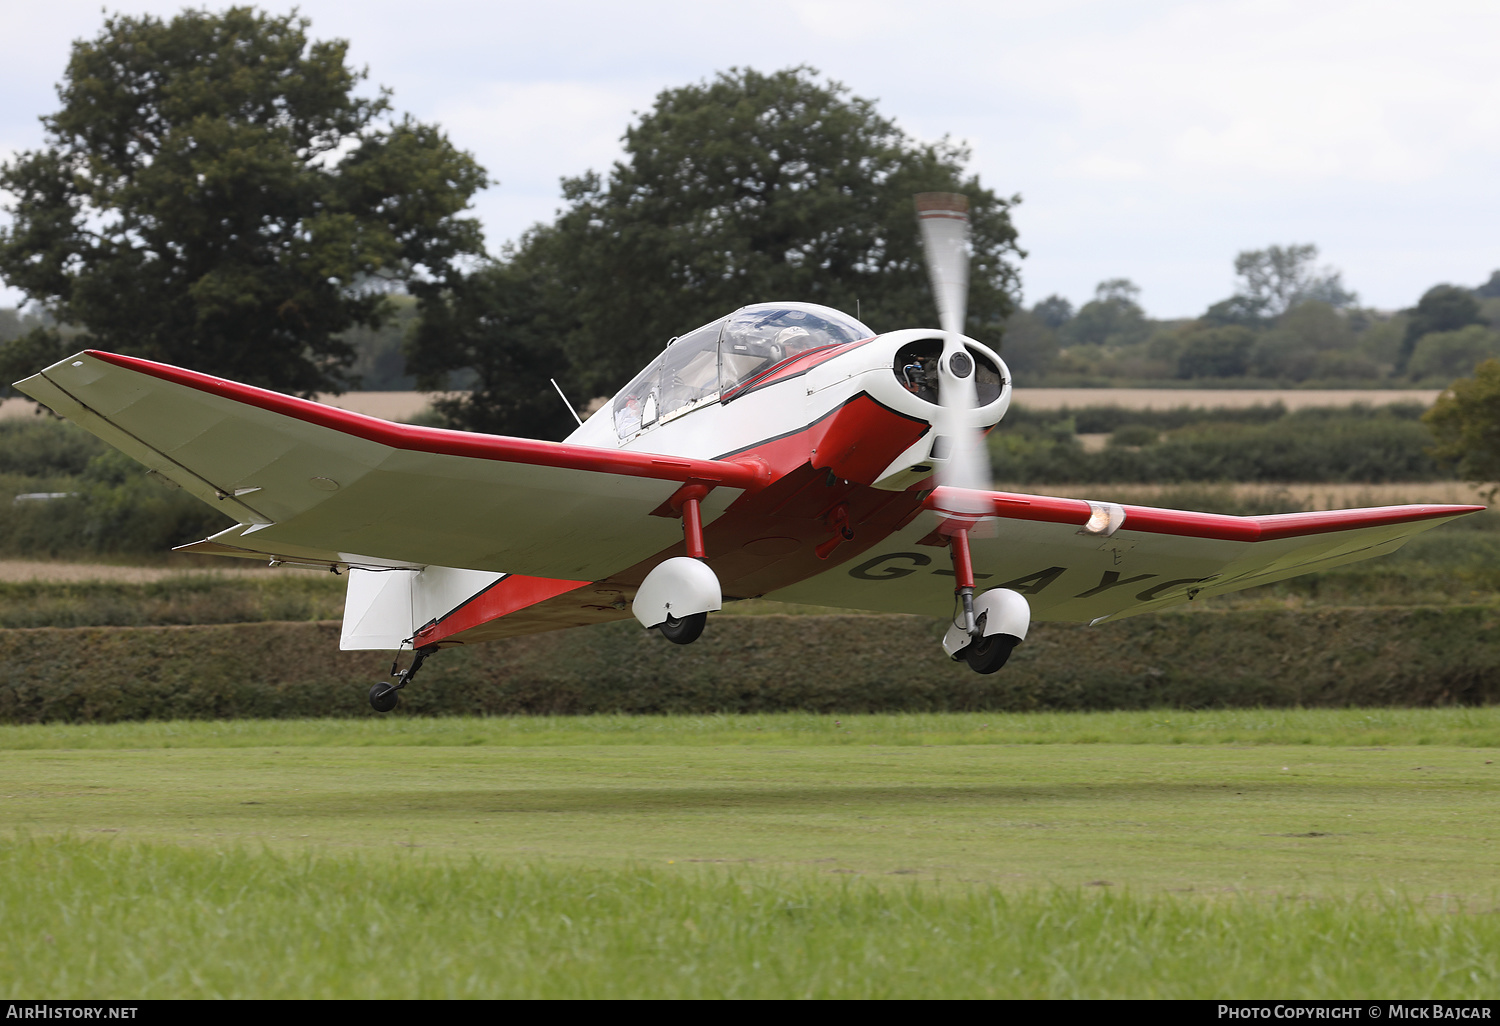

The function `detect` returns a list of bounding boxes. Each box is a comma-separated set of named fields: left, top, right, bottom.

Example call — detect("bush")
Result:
left=0, top=416, right=106, bottom=477
left=1005, top=403, right=1293, bottom=435
left=1175, top=326, right=1253, bottom=378
left=1, top=608, right=1496, bottom=722
left=991, top=405, right=1442, bottom=484
left=0, top=420, right=233, bottom=558
left=1407, top=325, right=1500, bottom=383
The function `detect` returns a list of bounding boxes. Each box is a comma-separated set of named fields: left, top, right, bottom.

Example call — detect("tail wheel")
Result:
left=659, top=611, right=707, bottom=645
left=964, top=633, right=1019, bottom=674
left=369, top=682, right=400, bottom=712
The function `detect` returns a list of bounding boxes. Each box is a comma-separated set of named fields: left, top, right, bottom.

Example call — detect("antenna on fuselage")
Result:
left=550, top=378, right=584, bottom=428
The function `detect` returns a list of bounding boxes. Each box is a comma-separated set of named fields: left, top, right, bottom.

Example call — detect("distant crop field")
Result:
left=2, top=710, right=1497, bottom=997
left=1011, top=387, right=1443, bottom=410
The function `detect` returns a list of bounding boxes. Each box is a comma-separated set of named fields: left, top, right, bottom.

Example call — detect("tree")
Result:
left=1407, top=324, right=1500, bottom=383
left=1032, top=295, right=1074, bottom=329
left=1424, top=358, right=1500, bottom=500
left=1476, top=271, right=1500, bottom=300
left=1060, top=279, right=1149, bottom=347
left=1247, top=301, right=1357, bottom=382
left=410, top=67, right=1022, bottom=427
left=994, top=309, right=1059, bottom=378
left=1206, top=244, right=1355, bottom=324
left=0, top=7, right=487, bottom=397
left=1400, top=285, right=1484, bottom=371
left=1175, top=326, right=1253, bottom=379
left=408, top=261, right=581, bottom=439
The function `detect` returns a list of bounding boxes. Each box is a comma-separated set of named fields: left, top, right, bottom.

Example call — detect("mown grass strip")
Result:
left=3, top=707, right=1498, bottom=750
left=1, top=836, right=1493, bottom=999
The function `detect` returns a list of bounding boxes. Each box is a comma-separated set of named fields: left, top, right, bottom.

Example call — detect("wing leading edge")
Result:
left=15, top=351, right=766, bottom=580
left=766, top=485, right=1483, bottom=622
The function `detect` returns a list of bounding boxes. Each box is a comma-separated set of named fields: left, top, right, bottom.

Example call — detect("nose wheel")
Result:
left=368, top=645, right=436, bottom=712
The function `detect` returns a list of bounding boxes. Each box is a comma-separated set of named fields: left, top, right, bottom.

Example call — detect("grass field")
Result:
left=3, top=711, right=1497, bottom=997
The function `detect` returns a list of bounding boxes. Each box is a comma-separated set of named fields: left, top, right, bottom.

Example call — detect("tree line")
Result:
left=1005, top=256, right=1500, bottom=388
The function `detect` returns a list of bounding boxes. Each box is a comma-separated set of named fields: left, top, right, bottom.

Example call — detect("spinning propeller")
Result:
left=915, top=192, right=992, bottom=510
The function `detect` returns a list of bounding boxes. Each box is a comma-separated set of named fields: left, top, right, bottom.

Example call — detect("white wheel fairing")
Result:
left=942, top=588, right=1030, bottom=657
left=632, top=556, right=723, bottom=630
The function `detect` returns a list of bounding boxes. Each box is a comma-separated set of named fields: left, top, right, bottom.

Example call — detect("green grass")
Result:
left=4, top=711, right=1498, bottom=996
left=3, top=707, right=1497, bottom=749
left=3, top=836, right=1495, bottom=998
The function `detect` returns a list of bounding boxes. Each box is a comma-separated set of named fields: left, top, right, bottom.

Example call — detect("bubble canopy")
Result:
left=611, top=302, right=873, bottom=439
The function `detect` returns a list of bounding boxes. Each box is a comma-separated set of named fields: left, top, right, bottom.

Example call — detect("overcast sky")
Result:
left=2, top=0, right=1496, bottom=318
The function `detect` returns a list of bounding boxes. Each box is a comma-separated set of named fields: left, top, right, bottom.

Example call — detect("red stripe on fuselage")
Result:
left=719, top=337, right=875, bottom=403
left=414, top=574, right=590, bottom=647
left=716, top=391, right=931, bottom=485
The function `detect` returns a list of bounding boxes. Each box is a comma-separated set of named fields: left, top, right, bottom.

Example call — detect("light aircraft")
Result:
left=14, top=194, right=1482, bottom=711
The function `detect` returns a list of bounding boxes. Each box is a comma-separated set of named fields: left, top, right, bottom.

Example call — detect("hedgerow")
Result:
left=2, top=608, right=1495, bottom=722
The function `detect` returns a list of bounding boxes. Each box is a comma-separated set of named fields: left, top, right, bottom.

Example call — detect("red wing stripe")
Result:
left=82, top=351, right=767, bottom=490
left=925, top=486, right=1483, bottom=542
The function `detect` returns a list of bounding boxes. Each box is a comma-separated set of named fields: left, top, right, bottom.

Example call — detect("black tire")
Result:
left=659, top=611, right=707, bottom=645
left=369, top=682, right=400, bottom=712
left=964, top=634, right=1020, bottom=674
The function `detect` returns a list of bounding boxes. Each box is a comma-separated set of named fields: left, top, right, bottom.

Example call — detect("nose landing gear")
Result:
left=369, top=645, right=437, bottom=712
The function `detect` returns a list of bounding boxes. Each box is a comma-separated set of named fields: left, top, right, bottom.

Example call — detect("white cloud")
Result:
left=1064, top=154, right=1151, bottom=181
left=2, top=0, right=1498, bottom=315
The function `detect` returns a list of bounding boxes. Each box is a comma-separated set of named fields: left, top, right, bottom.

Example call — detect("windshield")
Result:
left=613, top=317, right=726, bottom=439
left=719, top=303, right=873, bottom=391
left=611, top=303, right=873, bottom=440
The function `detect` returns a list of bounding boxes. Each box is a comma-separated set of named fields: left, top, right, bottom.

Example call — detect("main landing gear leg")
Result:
left=943, top=530, right=1024, bottom=675
left=663, top=485, right=714, bottom=646
left=950, top=527, right=977, bottom=636
left=662, top=494, right=708, bottom=645
left=946, top=528, right=1010, bottom=674
left=369, top=645, right=437, bottom=713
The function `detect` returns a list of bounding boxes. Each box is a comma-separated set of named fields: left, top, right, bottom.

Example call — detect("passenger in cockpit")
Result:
left=614, top=394, right=642, bottom=437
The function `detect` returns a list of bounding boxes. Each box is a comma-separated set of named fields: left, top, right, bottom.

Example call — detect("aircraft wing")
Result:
left=766, top=485, right=1483, bottom=623
left=15, top=351, right=763, bottom=580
